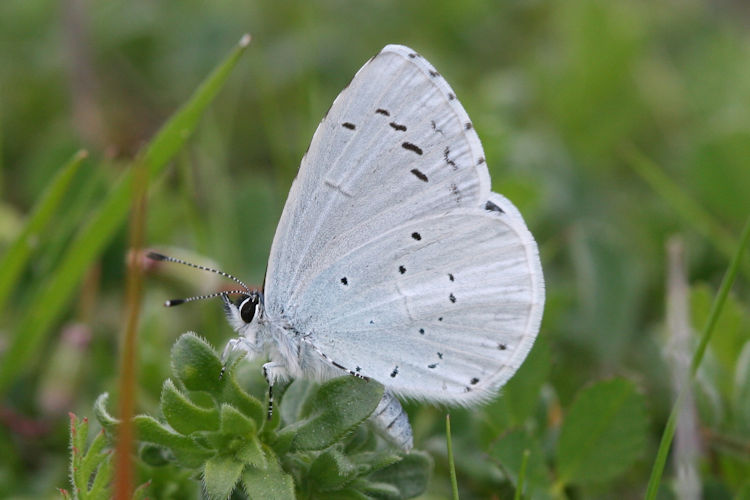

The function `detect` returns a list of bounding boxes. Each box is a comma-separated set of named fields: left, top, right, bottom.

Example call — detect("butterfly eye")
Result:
left=238, top=295, right=258, bottom=323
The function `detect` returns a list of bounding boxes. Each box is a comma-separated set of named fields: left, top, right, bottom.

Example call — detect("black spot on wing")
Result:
left=443, top=146, right=457, bottom=169
left=428, top=363, right=437, bottom=369
left=402, top=142, right=423, bottom=155
left=411, top=232, right=421, bottom=241
left=485, top=200, right=505, bottom=213
left=449, top=293, right=456, bottom=303
left=408, top=52, right=417, bottom=58
left=465, top=122, right=473, bottom=130
left=390, top=366, right=399, bottom=377
left=389, top=122, right=407, bottom=131
left=375, top=108, right=390, bottom=116
left=471, top=377, right=480, bottom=385
left=342, top=122, right=356, bottom=130
left=437, top=352, right=443, bottom=359
left=448, top=273, right=454, bottom=282
left=478, top=157, right=485, bottom=165
left=448, top=92, right=455, bottom=100
left=429, top=70, right=440, bottom=77
left=498, top=343, right=507, bottom=351
left=410, top=169, right=428, bottom=182
left=340, top=277, right=348, bottom=285
left=450, top=183, right=460, bottom=203
left=399, top=265, right=406, bottom=274
left=419, top=328, right=424, bottom=335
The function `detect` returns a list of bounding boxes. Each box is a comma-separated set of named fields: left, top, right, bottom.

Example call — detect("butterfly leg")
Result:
left=262, top=361, right=288, bottom=420
left=220, top=337, right=254, bottom=379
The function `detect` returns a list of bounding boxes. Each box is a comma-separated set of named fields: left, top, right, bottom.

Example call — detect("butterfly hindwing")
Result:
left=291, top=203, right=543, bottom=404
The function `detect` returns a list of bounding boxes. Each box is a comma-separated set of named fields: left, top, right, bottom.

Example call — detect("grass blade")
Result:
left=645, top=215, right=750, bottom=499
left=0, top=34, right=252, bottom=394
left=0, top=149, right=87, bottom=311
left=446, top=414, right=459, bottom=500
left=514, top=449, right=530, bottom=500
left=622, top=144, right=750, bottom=280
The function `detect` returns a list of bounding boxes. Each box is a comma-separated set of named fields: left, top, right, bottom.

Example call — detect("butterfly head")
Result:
left=222, top=291, right=264, bottom=335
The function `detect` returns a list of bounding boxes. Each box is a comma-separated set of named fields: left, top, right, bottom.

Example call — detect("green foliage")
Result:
left=91, top=333, right=429, bottom=499
left=557, top=379, right=648, bottom=485
left=61, top=414, right=149, bottom=500
left=0, top=34, right=251, bottom=394
left=3, top=1, right=750, bottom=498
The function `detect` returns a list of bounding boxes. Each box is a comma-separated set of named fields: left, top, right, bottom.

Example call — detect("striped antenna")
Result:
left=147, top=251, right=251, bottom=291
left=164, top=290, right=248, bottom=307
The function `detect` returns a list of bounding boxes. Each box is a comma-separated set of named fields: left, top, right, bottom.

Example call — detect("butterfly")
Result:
left=153, top=44, right=544, bottom=450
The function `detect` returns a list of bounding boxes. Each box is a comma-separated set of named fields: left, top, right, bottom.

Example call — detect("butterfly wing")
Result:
left=264, top=45, right=544, bottom=404
left=265, top=45, right=490, bottom=313
left=291, top=202, right=543, bottom=404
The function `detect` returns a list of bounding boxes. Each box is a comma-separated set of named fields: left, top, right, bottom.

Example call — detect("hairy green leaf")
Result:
left=161, top=379, right=219, bottom=434
left=204, top=454, right=244, bottom=500
left=242, top=448, right=295, bottom=500
left=171, top=333, right=224, bottom=394
left=292, top=377, right=383, bottom=451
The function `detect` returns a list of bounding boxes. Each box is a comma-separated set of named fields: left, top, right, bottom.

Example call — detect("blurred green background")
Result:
left=2, top=0, right=750, bottom=498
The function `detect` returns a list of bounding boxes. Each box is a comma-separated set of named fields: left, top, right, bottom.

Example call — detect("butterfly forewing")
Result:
left=266, top=45, right=491, bottom=313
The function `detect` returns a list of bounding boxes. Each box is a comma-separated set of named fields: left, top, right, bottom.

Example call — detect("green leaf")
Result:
left=309, top=447, right=359, bottom=491
left=367, top=451, right=432, bottom=499
left=134, top=414, right=212, bottom=468
left=242, top=448, right=295, bottom=500
left=279, top=378, right=315, bottom=424
left=236, top=436, right=267, bottom=470
left=349, top=450, right=403, bottom=476
left=557, top=378, right=647, bottom=485
left=171, top=333, right=224, bottom=395
left=161, top=379, right=219, bottom=434
left=0, top=35, right=251, bottom=395
left=67, top=413, right=113, bottom=500
left=321, top=484, right=372, bottom=500
left=358, top=481, right=401, bottom=500
left=489, top=429, right=550, bottom=492
left=93, top=393, right=118, bottom=435
left=0, top=149, right=87, bottom=312
left=220, top=403, right=256, bottom=436
left=203, top=454, right=244, bottom=500
left=79, top=431, right=110, bottom=492
left=222, top=372, right=265, bottom=427
left=292, top=377, right=384, bottom=451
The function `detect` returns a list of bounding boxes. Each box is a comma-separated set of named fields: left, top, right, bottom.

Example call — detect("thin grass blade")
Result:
left=0, top=150, right=87, bottom=311
left=645, top=215, right=750, bottom=499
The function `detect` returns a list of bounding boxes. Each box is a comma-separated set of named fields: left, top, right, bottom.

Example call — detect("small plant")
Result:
left=73, top=333, right=430, bottom=499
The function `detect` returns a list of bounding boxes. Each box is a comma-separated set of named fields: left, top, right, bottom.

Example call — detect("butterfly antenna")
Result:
left=147, top=251, right=251, bottom=292
left=164, top=290, right=248, bottom=307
